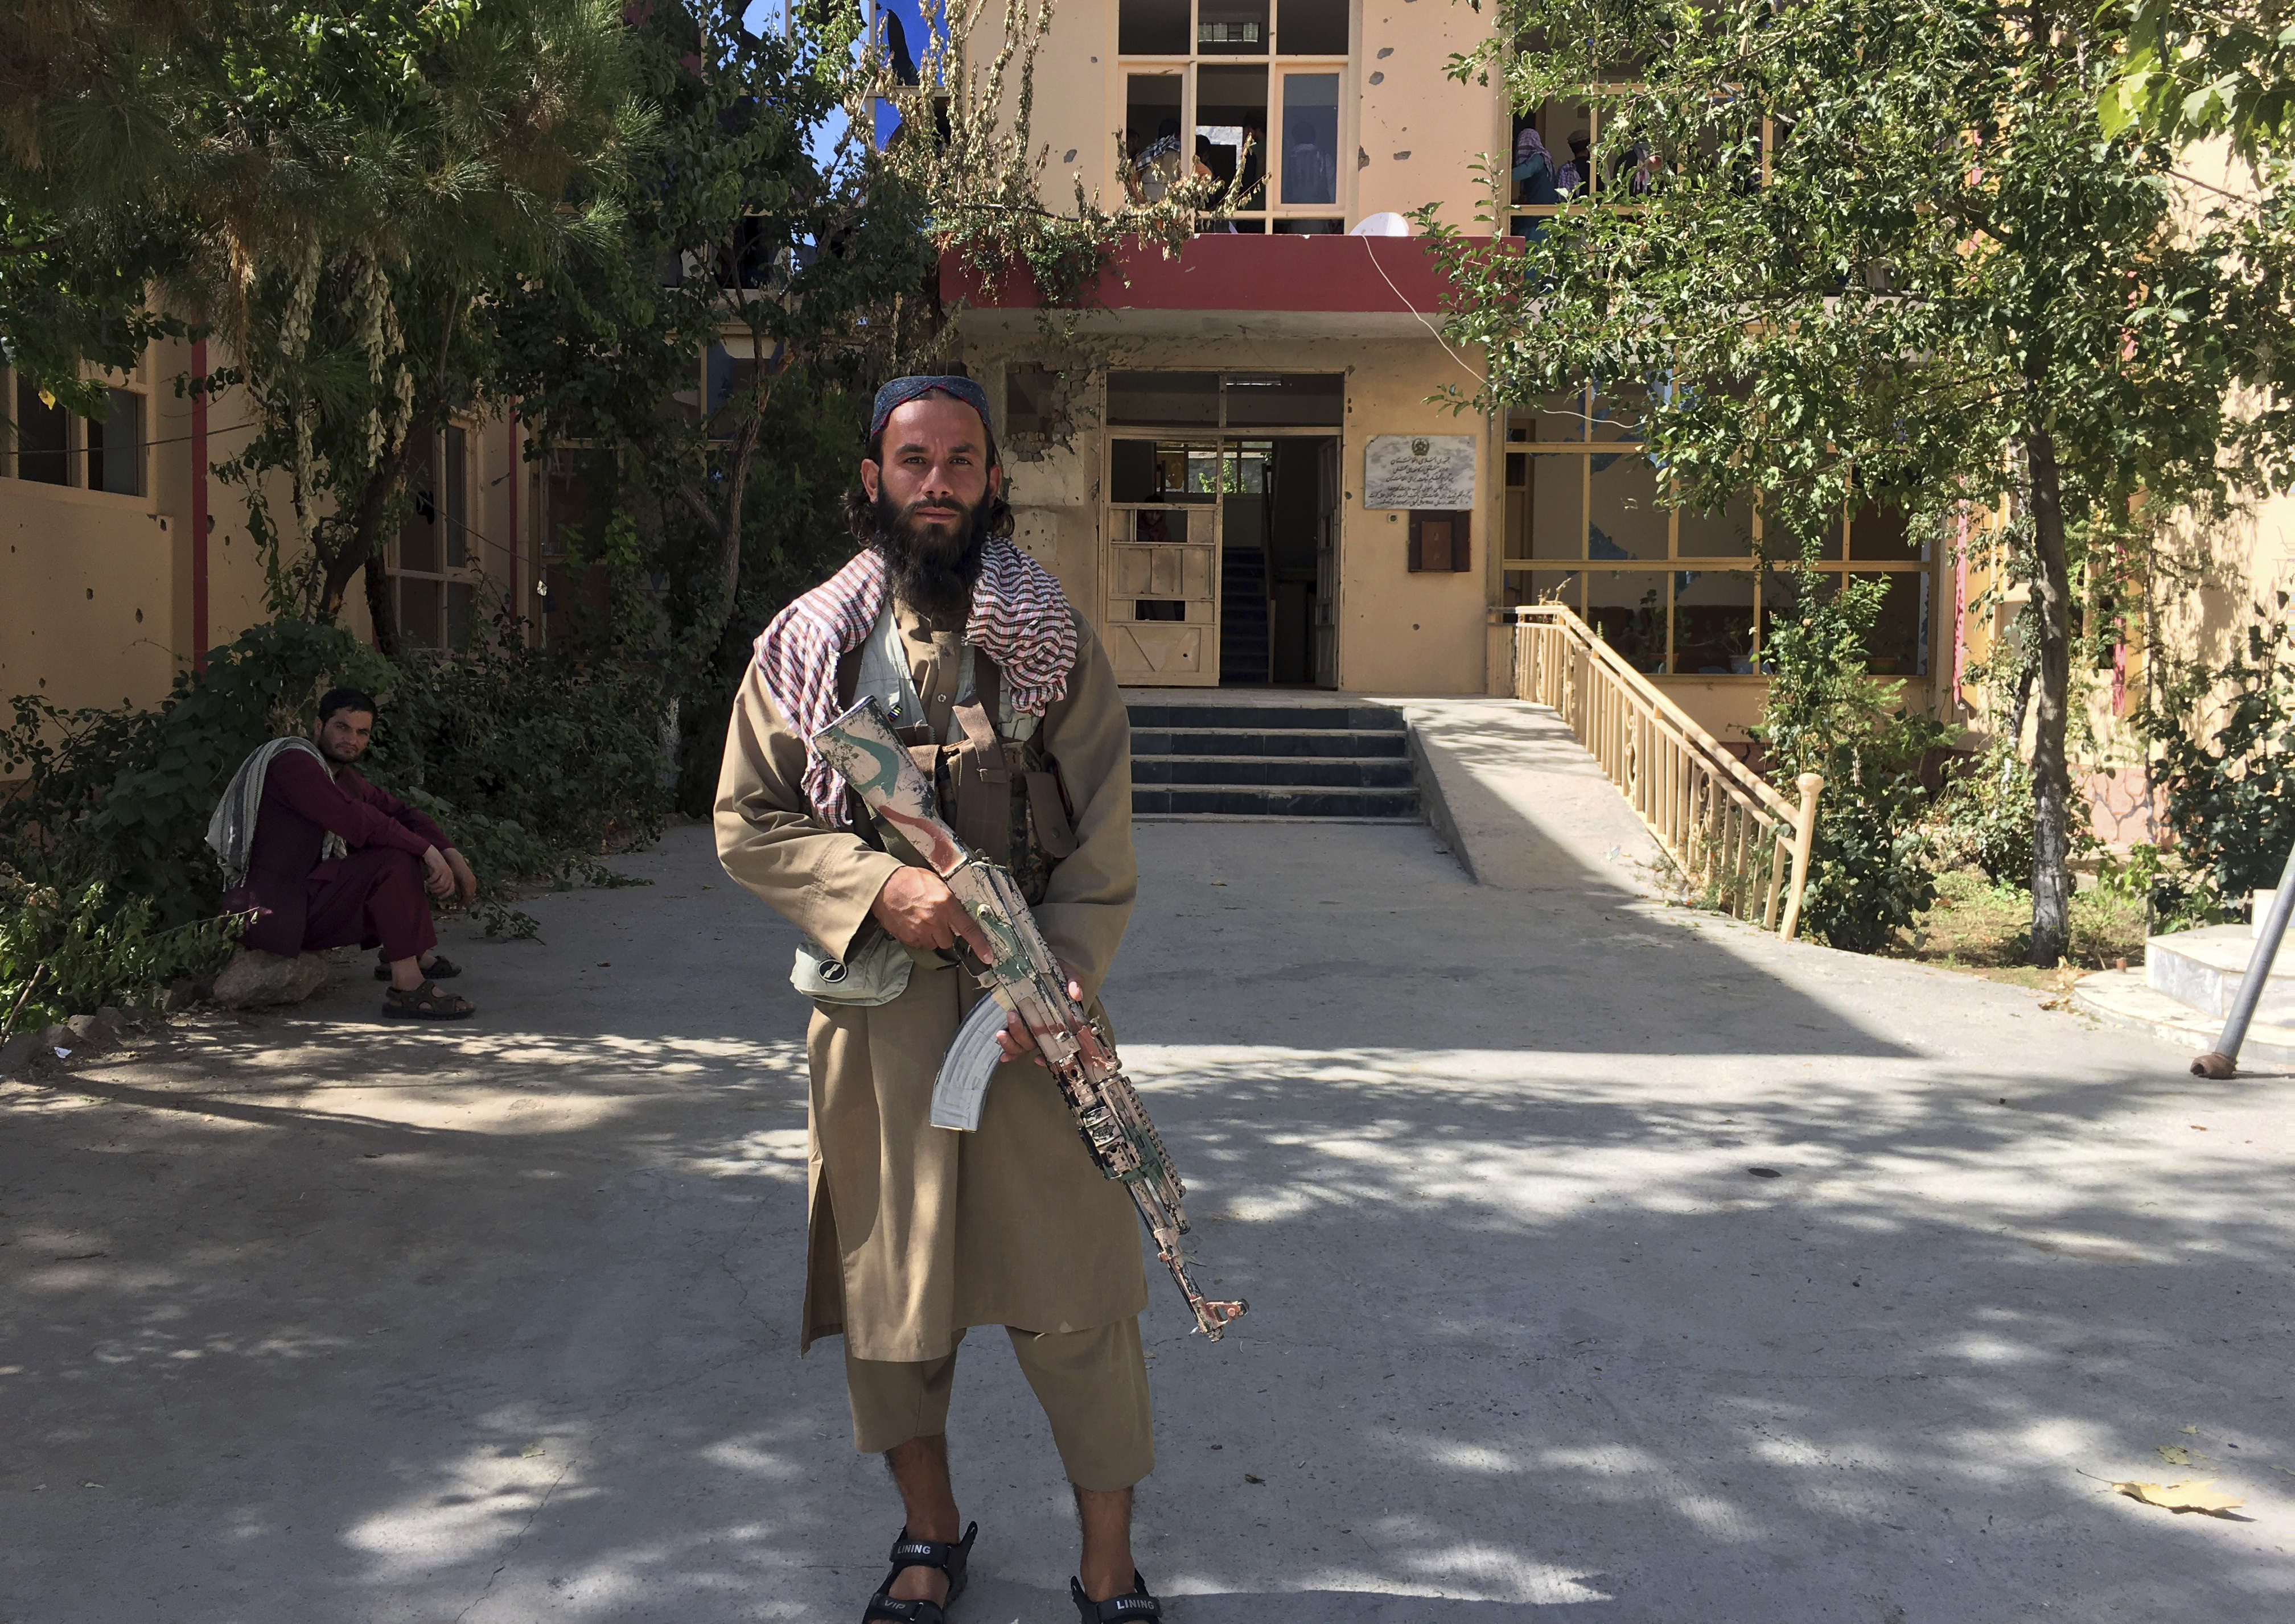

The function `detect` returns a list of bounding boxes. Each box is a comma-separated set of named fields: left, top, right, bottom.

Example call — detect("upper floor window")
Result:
left=2, top=371, right=145, bottom=496
left=1118, top=0, right=1350, bottom=232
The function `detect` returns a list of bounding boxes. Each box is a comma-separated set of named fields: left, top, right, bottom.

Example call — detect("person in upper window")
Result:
left=1558, top=129, right=1593, bottom=197
left=1128, top=118, right=1183, bottom=203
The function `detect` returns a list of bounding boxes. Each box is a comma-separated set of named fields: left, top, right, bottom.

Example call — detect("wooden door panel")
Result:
left=1108, top=621, right=1207, bottom=679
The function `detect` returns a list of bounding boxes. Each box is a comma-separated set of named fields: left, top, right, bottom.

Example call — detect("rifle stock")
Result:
left=813, top=698, right=1248, bottom=1340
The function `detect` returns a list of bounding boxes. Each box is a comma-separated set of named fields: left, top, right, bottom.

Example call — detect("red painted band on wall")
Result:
left=940, top=232, right=1483, bottom=315
left=505, top=403, right=520, bottom=620
left=191, top=338, right=208, bottom=676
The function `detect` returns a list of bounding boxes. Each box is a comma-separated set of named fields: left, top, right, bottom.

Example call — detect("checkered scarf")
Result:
left=754, top=538, right=1079, bottom=827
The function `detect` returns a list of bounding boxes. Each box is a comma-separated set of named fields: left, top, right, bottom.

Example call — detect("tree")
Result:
left=180, top=0, right=640, bottom=645
left=499, top=0, right=939, bottom=686
left=1425, top=0, right=2295, bottom=964
left=500, top=0, right=1232, bottom=805
left=2099, top=3, right=2295, bottom=163
left=0, top=1, right=218, bottom=414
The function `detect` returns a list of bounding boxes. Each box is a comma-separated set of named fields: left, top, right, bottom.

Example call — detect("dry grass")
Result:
left=1888, top=868, right=2152, bottom=990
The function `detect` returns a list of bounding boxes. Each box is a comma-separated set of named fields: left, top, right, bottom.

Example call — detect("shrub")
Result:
left=2143, top=597, right=2295, bottom=908
left=1935, top=741, right=2037, bottom=885
left=1755, top=566, right=1953, bottom=953
left=2, top=616, right=668, bottom=1022
left=1, top=871, right=244, bottom=1036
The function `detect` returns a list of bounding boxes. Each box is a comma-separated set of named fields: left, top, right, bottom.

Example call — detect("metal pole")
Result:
left=2191, top=839, right=2295, bottom=1078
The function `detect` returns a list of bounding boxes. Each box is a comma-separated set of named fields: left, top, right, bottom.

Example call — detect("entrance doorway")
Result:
left=1100, top=370, right=1343, bottom=687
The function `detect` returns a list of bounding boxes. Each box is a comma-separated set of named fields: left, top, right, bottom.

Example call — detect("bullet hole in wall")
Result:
left=1377, top=46, right=1393, bottom=58
left=135, top=608, right=144, bottom=623
left=1369, top=72, right=1383, bottom=84
left=86, top=587, right=94, bottom=599
left=1393, top=151, right=1411, bottom=160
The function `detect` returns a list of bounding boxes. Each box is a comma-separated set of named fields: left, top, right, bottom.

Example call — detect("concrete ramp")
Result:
left=1378, top=695, right=1669, bottom=898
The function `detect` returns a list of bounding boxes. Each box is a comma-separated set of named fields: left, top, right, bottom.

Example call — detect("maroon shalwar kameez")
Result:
left=238, top=750, right=447, bottom=963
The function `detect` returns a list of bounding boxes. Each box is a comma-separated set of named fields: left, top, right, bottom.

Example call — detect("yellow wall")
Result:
left=5, top=328, right=533, bottom=724
left=1355, top=0, right=1506, bottom=230
left=1, top=483, right=177, bottom=715
left=1006, top=0, right=1502, bottom=233
left=955, top=325, right=1497, bottom=694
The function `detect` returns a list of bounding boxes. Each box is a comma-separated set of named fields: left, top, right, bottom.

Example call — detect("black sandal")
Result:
left=381, top=980, right=475, bottom=1020
left=863, top=1522, right=976, bottom=1623
left=376, top=952, right=462, bottom=981
left=1072, top=1571, right=1162, bottom=1622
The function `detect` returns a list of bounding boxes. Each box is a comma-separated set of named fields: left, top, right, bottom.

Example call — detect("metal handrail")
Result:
left=1500, top=604, right=1824, bottom=939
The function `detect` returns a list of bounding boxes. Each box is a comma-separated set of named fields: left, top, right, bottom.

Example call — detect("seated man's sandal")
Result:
left=1072, top=1571, right=1163, bottom=1622
left=863, top=1523, right=976, bottom=1623
left=381, top=980, right=475, bottom=1020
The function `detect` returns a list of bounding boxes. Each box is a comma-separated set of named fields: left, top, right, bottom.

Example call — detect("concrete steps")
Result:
left=2071, top=922, right=2295, bottom=1066
left=1128, top=699, right=1421, bottom=821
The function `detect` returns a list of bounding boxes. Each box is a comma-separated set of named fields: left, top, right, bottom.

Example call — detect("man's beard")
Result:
left=316, top=735, right=361, bottom=766
left=868, top=488, right=988, bottom=627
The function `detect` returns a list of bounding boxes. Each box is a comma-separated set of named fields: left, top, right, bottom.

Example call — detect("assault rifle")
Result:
left=813, top=697, right=1248, bottom=1341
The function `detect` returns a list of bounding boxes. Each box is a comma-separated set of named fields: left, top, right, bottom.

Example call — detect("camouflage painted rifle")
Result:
left=813, top=696, right=1248, bottom=1341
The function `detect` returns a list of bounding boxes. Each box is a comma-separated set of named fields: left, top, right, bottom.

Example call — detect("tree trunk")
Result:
left=317, top=423, right=427, bottom=630
left=672, top=396, right=768, bottom=682
left=364, top=549, right=400, bottom=658
left=2023, top=426, right=2075, bottom=966
left=320, top=288, right=458, bottom=641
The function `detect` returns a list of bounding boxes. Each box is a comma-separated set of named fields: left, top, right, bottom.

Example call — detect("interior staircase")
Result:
left=1218, top=549, right=1272, bottom=685
left=1128, top=699, right=1421, bottom=820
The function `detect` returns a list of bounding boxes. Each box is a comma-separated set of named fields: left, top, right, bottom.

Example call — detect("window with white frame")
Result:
left=392, top=423, right=479, bottom=648
left=1117, top=0, right=1351, bottom=233
left=3, top=369, right=147, bottom=495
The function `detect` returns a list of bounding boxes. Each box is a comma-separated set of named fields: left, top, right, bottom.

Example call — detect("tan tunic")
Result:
left=714, top=598, right=1146, bottom=1362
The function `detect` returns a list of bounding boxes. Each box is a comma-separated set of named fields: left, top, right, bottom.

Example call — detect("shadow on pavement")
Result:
left=4, top=823, right=2289, bottom=1622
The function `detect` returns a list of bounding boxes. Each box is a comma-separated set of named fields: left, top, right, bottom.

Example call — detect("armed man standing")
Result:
left=714, top=377, right=1165, bottom=1624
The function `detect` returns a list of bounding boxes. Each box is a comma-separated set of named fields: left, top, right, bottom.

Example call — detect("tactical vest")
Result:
left=836, top=644, right=1078, bottom=903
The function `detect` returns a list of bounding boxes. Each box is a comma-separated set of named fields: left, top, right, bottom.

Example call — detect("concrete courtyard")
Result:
left=5, top=793, right=2293, bottom=1621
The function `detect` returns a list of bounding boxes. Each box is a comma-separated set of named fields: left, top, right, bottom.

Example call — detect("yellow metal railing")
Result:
left=1500, top=604, right=1824, bottom=939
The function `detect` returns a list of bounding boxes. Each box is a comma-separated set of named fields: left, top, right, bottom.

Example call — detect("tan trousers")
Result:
left=844, top=1317, right=1154, bottom=1491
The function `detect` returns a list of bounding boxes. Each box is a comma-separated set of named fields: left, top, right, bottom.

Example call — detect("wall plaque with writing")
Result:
left=1364, top=434, right=1477, bottom=509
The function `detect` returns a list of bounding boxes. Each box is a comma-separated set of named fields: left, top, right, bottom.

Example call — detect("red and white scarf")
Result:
left=754, top=537, right=1079, bottom=827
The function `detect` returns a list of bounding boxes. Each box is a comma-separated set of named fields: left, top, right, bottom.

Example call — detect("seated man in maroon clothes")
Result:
left=220, top=688, right=479, bottom=1020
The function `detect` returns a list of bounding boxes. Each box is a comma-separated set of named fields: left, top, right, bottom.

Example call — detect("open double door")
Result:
left=1102, top=434, right=1339, bottom=687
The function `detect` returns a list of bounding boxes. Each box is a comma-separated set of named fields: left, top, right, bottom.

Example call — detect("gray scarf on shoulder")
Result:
left=205, top=736, right=347, bottom=889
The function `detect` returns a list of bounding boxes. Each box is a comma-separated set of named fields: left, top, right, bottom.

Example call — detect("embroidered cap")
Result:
left=870, top=374, right=993, bottom=443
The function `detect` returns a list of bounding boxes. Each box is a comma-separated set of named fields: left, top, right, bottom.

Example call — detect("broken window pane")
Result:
left=15, top=378, right=69, bottom=485
left=1223, top=372, right=1343, bottom=426
left=1589, top=452, right=1667, bottom=560
left=400, top=442, right=441, bottom=575
left=1198, top=64, right=1269, bottom=210
left=1108, top=371, right=1219, bottom=427
left=1277, top=0, right=1348, bottom=53
left=1125, top=75, right=1184, bottom=200
left=1118, top=0, right=1190, bottom=55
